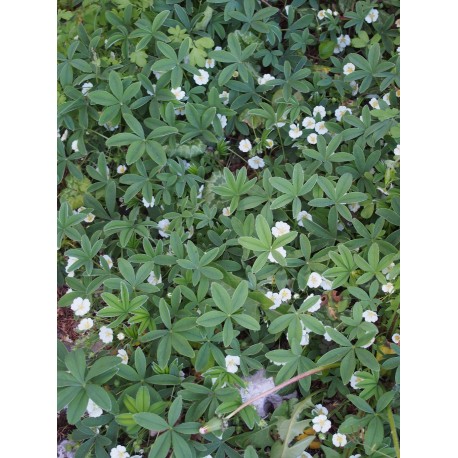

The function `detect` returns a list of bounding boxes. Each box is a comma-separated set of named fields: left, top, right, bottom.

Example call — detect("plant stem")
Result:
left=224, top=363, right=340, bottom=421
left=387, top=406, right=400, bottom=458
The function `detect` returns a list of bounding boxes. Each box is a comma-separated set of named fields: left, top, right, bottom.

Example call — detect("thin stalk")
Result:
left=387, top=407, right=400, bottom=458
left=224, top=363, right=340, bottom=421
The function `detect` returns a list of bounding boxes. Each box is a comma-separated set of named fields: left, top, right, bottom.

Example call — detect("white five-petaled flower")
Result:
left=117, top=349, right=129, bottom=365
left=205, top=58, right=215, bottom=68
left=365, top=8, right=379, bottom=23
left=110, top=445, right=130, bottom=458
left=71, top=140, right=79, bottom=152
left=394, top=144, right=400, bottom=156
left=142, top=196, right=155, bottom=208
left=219, top=90, right=230, bottom=105
left=307, top=272, right=322, bottom=288
left=392, top=333, right=400, bottom=344
left=117, top=332, right=125, bottom=340
left=225, top=355, right=240, bottom=373
left=306, top=294, right=322, bottom=312
left=300, top=328, right=310, bottom=346
left=350, top=80, right=359, bottom=95
left=312, top=414, right=332, bottom=433
left=268, top=247, right=287, bottom=263
left=323, top=331, right=332, bottom=341
left=312, top=404, right=329, bottom=416
left=279, top=288, right=292, bottom=302
left=297, top=210, right=313, bottom=227
left=99, top=326, right=114, bottom=344
left=239, top=139, right=252, bottom=152
left=197, top=184, right=204, bottom=198
left=117, top=164, right=127, bottom=174
left=87, top=399, right=103, bottom=418
left=216, top=114, right=227, bottom=128
left=171, top=87, right=186, bottom=100
left=222, top=207, right=231, bottom=216
left=174, top=106, right=185, bottom=116
left=84, top=212, right=95, bottom=223
left=265, top=139, right=274, bottom=149
left=332, top=433, right=347, bottom=447
left=158, top=219, right=171, bottom=238
left=317, top=9, right=332, bottom=20
left=349, top=203, right=361, bottom=213
left=369, top=98, right=380, bottom=110
left=266, top=291, right=282, bottom=310
left=247, top=155, right=265, bottom=170
left=147, top=271, right=162, bottom=286
left=193, top=69, right=210, bottom=85
left=257, top=74, right=275, bottom=85
left=343, top=63, right=356, bottom=75
left=288, top=124, right=303, bottom=139
left=313, top=105, right=326, bottom=119
left=321, top=277, right=333, bottom=291
left=307, top=133, right=318, bottom=144
left=65, top=256, right=78, bottom=277
left=81, top=82, right=93, bottom=95
left=383, top=93, right=391, bottom=105
left=71, top=297, right=91, bottom=316
left=102, top=254, right=113, bottom=269
left=382, top=282, right=395, bottom=294
left=272, top=221, right=291, bottom=238
left=78, top=318, right=94, bottom=331
left=335, top=105, right=352, bottom=121
left=337, top=34, right=351, bottom=49
left=362, top=310, right=378, bottom=323
left=302, top=117, right=316, bottom=130
left=315, top=121, right=328, bottom=135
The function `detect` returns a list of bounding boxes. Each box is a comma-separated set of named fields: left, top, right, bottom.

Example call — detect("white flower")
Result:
left=142, top=196, right=155, bottom=208
left=279, top=288, right=292, bottom=302
left=60, top=129, right=69, bottom=141
left=392, top=333, right=400, bottom=344
left=335, top=105, right=352, bottom=121
left=71, top=297, right=91, bottom=316
left=315, top=121, right=328, bottom=135
left=66, top=256, right=78, bottom=277
left=219, top=90, right=230, bottom=105
left=258, top=73, right=275, bottom=85
left=268, top=247, right=287, bottom=263
left=171, top=87, right=186, bottom=100
left=343, top=63, right=356, bottom=75
left=332, top=433, right=347, bottom=447
left=396, top=46, right=400, bottom=53
left=313, top=105, right=326, bottom=119
left=320, top=278, right=333, bottom=291
left=217, top=114, right=227, bottom=128
left=334, top=45, right=343, bottom=55
left=84, top=212, right=95, bottom=223
left=312, top=404, right=329, bottom=416
left=323, top=331, right=332, bottom=342
left=297, top=328, right=310, bottom=346
left=81, top=82, right=93, bottom=95
left=288, top=124, right=303, bottom=139
left=350, top=80, right=359, bottom=95
left=71, top=140, right=79, bottom=152
left=350, top=455, right=362, bottom=458
left=394, top=144, right=400, bottom=156
left=117, top=349, right=129, bottom=365
left=197, top=184, right=204, bottom=198
left=147, top=271, right=162, bottom=286
left=158, top=219, right=171, bottom=238
left=307, top=133, right=318, bottom=144
left=193, top=69, right=210, bottom=85
left=317, top=9, right=332, bottom=20
left=99, top=326, right=114, bottom=344
left=117, top=333, right=125, bottom=340
left=382, top=282, right=395, bottom=294
left=222, top=207, right=231, bottom=216
left=365, top=8, right=379, bottom=23
left=78, top=318, right=94, bottom=331
left=337, top=34, right=351, bottom=48
left=307, top=272, right=322, bottom=288
left=265, top=139, right=274, bottom=149
left=153, top=70, right=164, bottom=79
left=275, top=116, right=287, bottom=127
left=383, top=93, right=391, bottom=105
left=205, top=58, right=215, bottom=68
left=382, top=262, right=395, bottom=276
left=117, top=164, right=127, bottom=174
left=312, top=414, right=332, bottom=433
left=349, top=203, right=361, bottom=213
left=302, top=117, right=316, bottom=130
left=214, top=46, right=222, bottom=51
left=306, top=294, right=322, bottom=312
left=266, top=291, right=282, bottom=310
left=225, top=355, right=240, bottom=373
left=362, top=310, right=378, bottom=323
left=239, top=139, right=252, bottom=152
left=369, top=98, right=380, bottom=110
left=272, top=221, right=290, bottom=238
left=102, top=254, right=113, bottom=269
left=174, top=106, right=185, bottom=116
left=337, top=222, right=345, bottom=231
left=87, top=399, right=103, bottom=418
left=297, top=210, right=313, bottom=227
left=247, top=155, right=265, bottom=169
left=361, top=337, right=375, bottom=349
left=110, top=445, right=130, bottom=458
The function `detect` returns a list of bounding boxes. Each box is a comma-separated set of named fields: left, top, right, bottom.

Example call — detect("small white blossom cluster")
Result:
left=271, top=221, right=290, bottom=237
left=334, top=34, right=351, bottom=54
left=265, top=287, right=292, bottom=310
left=257, top=73, right=275, bottom=85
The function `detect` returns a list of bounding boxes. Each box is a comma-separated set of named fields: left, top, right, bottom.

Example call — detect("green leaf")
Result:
left=85, top=384, right=112, bottom=411
left=133, top=412, right=170, bottom=431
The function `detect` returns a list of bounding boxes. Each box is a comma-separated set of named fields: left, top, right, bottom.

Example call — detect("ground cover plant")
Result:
left=57, top=0, right=400, bottom=456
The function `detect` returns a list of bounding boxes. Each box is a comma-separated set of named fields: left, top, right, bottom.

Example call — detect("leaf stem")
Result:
left=387, top=406, right=400, bottom=458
